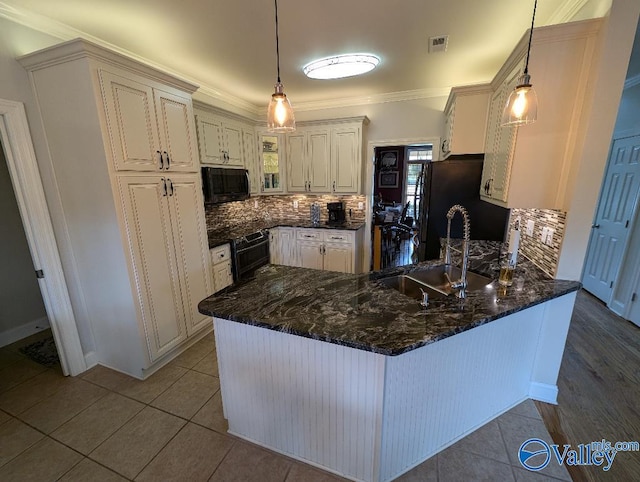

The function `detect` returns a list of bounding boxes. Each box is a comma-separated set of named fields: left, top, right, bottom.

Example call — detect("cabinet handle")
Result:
left=168, top=178, right=174, bottom=196
left=157, top=150, right=163, bottom=170
left=161, top=178, right=167, bottom=197
left=261, top=181, right=265, bottom=192
left=164, top=151, right=170, bottom=170
left=332, top=181, right=336, bottom=192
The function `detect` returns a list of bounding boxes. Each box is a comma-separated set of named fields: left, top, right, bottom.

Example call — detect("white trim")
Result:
left=624, top=73, right=640, bottom=90
left=364, top=137, right=440, bottom=271
left=83, top=350, right=98, bottom=370
left=0, top=316, right=49, bottom=348
left=548, top=0, right=591, bottom=25
left=529, top=382, right=559, bottom=404
left=0, top=99, right=85, bottom=376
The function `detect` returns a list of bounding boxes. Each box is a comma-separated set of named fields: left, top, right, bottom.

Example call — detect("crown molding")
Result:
left=291, top=87, right=451, bottom=112
left=547, top=0, right=590, bottom=24
left=624, top=73, right=640, bottom=90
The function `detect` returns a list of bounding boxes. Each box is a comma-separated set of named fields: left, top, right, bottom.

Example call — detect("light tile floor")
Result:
left=0, top=332, right=571, bottom=481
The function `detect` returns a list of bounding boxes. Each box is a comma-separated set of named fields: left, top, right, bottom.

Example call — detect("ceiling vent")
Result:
left=428, top=35, right=449, bottom=53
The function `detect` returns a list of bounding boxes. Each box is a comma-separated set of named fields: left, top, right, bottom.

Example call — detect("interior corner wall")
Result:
left=614, top=83, right=640, bottom=135
left=557, top=0, right=640, bottom=280
left=0, top=140, right=47, bottom=341
left=0, top=16, right=96, bottom=354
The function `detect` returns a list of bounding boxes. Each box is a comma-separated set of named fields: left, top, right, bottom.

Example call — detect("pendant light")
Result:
left=267, top=0, right=295, bottom=132
left=501, top=0, right=538, bottom=126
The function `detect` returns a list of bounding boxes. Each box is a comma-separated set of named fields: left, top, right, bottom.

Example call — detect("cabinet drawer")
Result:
left=323, top=231, right=354, bottom=244
left=296, top=229, right=323, bottom=241
left=210, top=244, right=231, bottom=264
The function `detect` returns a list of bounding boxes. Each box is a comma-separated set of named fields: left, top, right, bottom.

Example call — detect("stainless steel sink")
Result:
left=408, top=265, right=493, bottom=296
left=379, top=265, right=493, bottom=301
left=378, top=275, right=446, bottom=300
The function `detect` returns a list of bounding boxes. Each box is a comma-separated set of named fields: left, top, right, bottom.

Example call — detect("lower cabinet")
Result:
left=118, top=174, right=214, bottom=362
left=295, top=228, right=361, bottom=273
left=270, top=227, right=296, bottom=265
left=211, top=243, right=233, bottom=292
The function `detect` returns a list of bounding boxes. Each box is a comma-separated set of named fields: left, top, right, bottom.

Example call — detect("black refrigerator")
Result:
left=417, top=157, right=510, bottom=260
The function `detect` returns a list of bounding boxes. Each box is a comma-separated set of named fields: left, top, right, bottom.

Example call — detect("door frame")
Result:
left=364, top=137, right=440, bottom=271
left=0, top=99, right=85, bottom=376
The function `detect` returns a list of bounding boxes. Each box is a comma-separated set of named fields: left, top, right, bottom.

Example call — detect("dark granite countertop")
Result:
left=198, top=241, right=581, bottom=356
left=207, top=219, right=365, bottom=248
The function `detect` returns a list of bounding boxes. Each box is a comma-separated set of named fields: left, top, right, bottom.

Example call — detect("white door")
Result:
left=583, top=135, right=640, bottom=303
left=166, top=174, right=214, bottom=335
left=269, top=229, right=281, bottom=265
left=223, top=123, right=244, bottom=166
left=332, top=126, right=361, bottom=194
left=213, top=262, right=233, bottom=292
left=243, top=130, right=260, bottom=195
left=154, top=89, right=198, bottom=172
left=307, top=129, right=331, bottom=192
left=287, top=133, right=307, bottom=192
left=118, top=175, right=187, bottom=361
left=279, top=228, right=296, bottom=266
left=297, top=240, right=324, bottom=270
left=323, top=243, right=354, bottom=273
left=196, top=115, right=225, bottom=164
left=101, top=71, right=161, bottom=171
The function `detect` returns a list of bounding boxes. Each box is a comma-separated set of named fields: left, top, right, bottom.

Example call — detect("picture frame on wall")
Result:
left=380, top=150, right=399, bottom=170
left=378, top=171, right=399, bottom=188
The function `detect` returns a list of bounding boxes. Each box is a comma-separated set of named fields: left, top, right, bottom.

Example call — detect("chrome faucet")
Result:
left=444, top=204, right=471, bottom=299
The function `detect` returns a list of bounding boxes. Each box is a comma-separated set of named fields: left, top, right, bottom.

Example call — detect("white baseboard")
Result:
left=0, top=317, right=50, bottom=348
left=84, top=351, right=98, bottom=370
left=529, top=382, right=558, bottom=404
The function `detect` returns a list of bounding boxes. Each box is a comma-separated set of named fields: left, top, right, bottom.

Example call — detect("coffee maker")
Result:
left=327, top=202, right=346, bottom=225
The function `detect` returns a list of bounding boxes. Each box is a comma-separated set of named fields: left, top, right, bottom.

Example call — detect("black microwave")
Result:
left=201, top=167, right=250, bottom=204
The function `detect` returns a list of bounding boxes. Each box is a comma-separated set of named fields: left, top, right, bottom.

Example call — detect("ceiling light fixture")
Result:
left=303, top=54, right=380, bottom=80
left=501, top=0, right=538, bottom=126
left=267, top=0, right=295, bottom=132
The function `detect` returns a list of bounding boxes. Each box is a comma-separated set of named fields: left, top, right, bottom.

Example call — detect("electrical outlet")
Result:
left=546, top=228, right=555, bottom=246
left=540, top=227, right=548, bottom=243
left=254, top=200, right=258, bottom=208
left=293, top=200, right=299, bottom=209
left=526, top=220, right=535, bottom=236
left=358, top=202, right=364, bottom=210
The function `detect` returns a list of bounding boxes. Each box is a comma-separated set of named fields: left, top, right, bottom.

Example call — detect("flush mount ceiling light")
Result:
left=267, top=0, right=295, bottom=132
left=501, top=0, right=538, bottom=126
left=303, top=54, right=380, bottom=80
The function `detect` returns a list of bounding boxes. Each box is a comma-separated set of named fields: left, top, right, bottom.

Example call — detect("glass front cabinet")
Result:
left=256, top=129, right=285, bottom=194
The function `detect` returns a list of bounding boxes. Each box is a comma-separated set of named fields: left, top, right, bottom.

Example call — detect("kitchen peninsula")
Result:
left=198, top=245, right=580, bottom=481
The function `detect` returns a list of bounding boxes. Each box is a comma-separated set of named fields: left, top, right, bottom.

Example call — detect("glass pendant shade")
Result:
left=501, top=74, right=538, bottom=126
left=267, top=82, right=295, bottom=132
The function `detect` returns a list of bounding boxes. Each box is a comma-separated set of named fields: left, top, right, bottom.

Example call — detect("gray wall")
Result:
left=0, top=141, right=46, bottom=341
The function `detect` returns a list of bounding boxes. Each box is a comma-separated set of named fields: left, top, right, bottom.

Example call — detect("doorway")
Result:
left=0, top=99, right=85, bottom=376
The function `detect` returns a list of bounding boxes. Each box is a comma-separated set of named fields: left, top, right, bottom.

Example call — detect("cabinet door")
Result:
left=480, top=89, right=501, bottom=198
left=297, top=240, right=324, bottom=270
left=243, top=130, right=260, bottom=195
left=213, top=262, right=233, bottom=292
left=101, top=71, right=161, bottom=172
left=308, top=129, right=331, bottom=192
left=166, top=174, right=214, bottom=336
left=287, top=133, right=307, bottom=192
left=269, top=229, right=281, bottom=265
left=196, top=115, right=225, bottom=165
left=331, top=126, right=361, bottom=194
left=279, top=228, right=296, bottom=266
left=223, top=123, right=244, bottom=166
left=118, top=176, right=186, bottom=361
left=258, top=132, right=285, bottom=193
left=323, top=243, right=354, bottom=273
left=154, top=89, right=199, bottom=172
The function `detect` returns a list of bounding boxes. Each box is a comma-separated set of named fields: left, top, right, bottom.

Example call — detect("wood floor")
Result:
left=536, top=290, right=640, bottom=482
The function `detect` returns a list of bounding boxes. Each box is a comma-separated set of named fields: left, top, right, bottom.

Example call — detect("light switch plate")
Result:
left=254, top=200, right=258, bottom=208
left=526, top=220, right=535, bottom=237
left=358, top=202, right=364, bottom=210
left=293, top=200, right=299, bottom=209
left=540, top=227, right=548, bottom=243
left=546, top=228, right=555, bottom=246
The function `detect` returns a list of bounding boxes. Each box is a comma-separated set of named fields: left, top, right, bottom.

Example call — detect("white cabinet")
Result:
left=294, top=228, right=362, bottom=273
left=101, top=70, right=199, bottom=172
left=243, top=129, right=260, bottom=195
left=442, top=85, right=491, bottom=158
left=195, top=113, right=244, bottom=166
left=480, top=19, right=602, bottom=209
left=20, top=39, right=213, bottom=378
left=257, top=130, right=286, bottom=193
left=211, top=244, right=233, bottom=292
left=287, top=120, right=365, bottom=194
left=269, top=227, right=296, bottom=266
left=118, top=174, right=213, bottom=361
left=287, top=128, right=331, bottom=193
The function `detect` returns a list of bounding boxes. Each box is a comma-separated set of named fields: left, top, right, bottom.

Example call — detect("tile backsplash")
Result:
left=205, top=194, right=367, bottom=230
left=509, top=208, right=566, bottom=277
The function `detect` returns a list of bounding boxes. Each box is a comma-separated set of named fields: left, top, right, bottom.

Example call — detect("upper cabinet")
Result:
left=257, top=129, right=286, bottom=193
left=101, top=70, right=199, bottom=172
left=442, top=85, right=491, bottom=158
left=286, top=118, right=367, bottom=195
left=195, top=112, right=245, bottom=167
left=480, top=19, right=603, bottom=210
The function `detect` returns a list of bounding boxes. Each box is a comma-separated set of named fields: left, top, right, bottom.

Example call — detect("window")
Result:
left=404, top=145, right=432, bottom=220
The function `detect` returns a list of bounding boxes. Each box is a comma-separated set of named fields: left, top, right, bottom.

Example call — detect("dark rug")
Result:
left=19, top=336, right=60, bottom=367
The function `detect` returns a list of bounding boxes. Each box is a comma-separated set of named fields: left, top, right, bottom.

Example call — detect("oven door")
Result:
left=232, top=236, right=270, bottom=281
